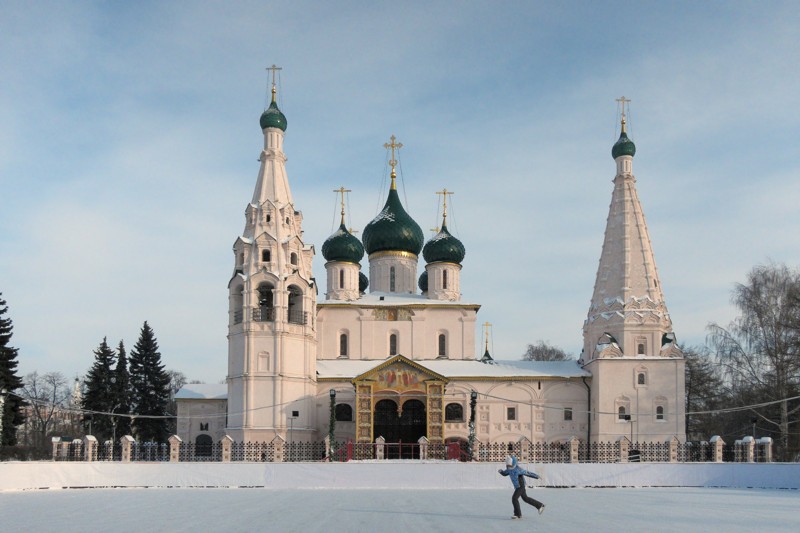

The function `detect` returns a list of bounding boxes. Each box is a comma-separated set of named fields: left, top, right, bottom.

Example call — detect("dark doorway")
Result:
left=373, top=398, right=426, bottom=459
left=195, top=434, right=213, bottom=457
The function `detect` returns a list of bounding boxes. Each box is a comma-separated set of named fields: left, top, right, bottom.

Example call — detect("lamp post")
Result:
left=468, top=390, right=477, bottom=461
left=289, top=410, right=298, bottom=461
left=329, top=389, right=336, bottom=458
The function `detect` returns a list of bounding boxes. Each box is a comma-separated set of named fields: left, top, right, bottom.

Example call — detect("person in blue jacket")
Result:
left=498, top=455, right=545, bottom=519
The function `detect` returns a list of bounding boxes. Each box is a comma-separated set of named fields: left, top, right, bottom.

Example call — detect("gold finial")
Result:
left=616, top=96, right=631, bottom=133
left=435, top=188, right=455, bottom=227
left=267, top=64, right=282, bottom=103
left=383, top=135, right=403, bottom=190
left=333, top=186, right=352, bottom=226
left=482, top=321, right=492, bottom=353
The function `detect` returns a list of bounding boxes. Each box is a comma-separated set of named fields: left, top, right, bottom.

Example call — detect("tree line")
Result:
left=1, top=296, right=184, bottom=458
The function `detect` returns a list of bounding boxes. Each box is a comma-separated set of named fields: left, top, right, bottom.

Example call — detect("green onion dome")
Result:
left=418, top=271, right=428, bottom=292
left=611, top=128, right=635, bottom=159
left=359, top=272, right=369, bottom=293
left=362, top=188, right=424, bottom=255
left=260, top=99, right=287, bottom=131
left=321, top=224, right=364, bottom=264
left=422, top=223, right=465, bottom=264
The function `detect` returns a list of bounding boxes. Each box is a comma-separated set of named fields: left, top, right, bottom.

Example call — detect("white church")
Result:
left=175, top=83, right=686, bottom=452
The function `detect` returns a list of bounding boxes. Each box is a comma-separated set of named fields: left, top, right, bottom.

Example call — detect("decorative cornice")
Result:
left=368, top=250, right=418, bottom=261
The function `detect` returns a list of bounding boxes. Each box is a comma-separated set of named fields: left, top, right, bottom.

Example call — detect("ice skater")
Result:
left=498, top=455, right=545, bottom=520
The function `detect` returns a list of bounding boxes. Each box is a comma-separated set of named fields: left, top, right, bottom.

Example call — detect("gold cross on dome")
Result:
left=482, top=321, right=492, bottom=351
left=266, top=64, right=283, bottom=101
left=616, top=96, right=631, bottom=130
left=435, top=188, right=455, bottom=222
left=384, top=135, right=402, bottom=168
left=333, top=186, right=352, bottom=225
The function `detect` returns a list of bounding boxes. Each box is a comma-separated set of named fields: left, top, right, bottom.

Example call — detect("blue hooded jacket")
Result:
left=498, top=456, right=539, bottom=489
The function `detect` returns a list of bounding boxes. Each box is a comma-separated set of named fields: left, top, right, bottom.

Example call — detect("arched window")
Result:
left=238, top=252, right=244, bottom=266
left=290, top=252, right=298, bottom=266
left=445, top=403, right=463, bottom=422
left=287, top=285, right=304, bottom=324
left=389, top=266, right=396, bottom=292
left=618, top=406, right=627, bottom=420
left=339, top=269, right=344, bottom=289
left=231, top=284, right=244, bottom=325
left=637, top=343, right=645, bottom=355
left=656, top=406, right=665, bottom=420
left=262, top=249, right=271, bottom=262
left=339, top=333, right=348, bottom=357
left=335, top=404, right=353, bottom=422
left=638, top=373, right=646, bottom=385
left=443, top=269, right=448, bottom=289
left=256, top=283, right=274, bottom=321
left=389, top=334, right=398, bottom=356
left=438, top=334, right=446, bottom=357
left=266, top=213, right=271, bottom=223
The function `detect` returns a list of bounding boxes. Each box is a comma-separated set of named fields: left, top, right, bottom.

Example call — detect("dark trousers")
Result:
left=512, top=485, right=543, bottom=517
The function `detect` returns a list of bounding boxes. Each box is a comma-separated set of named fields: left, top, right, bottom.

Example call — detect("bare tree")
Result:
left=522, top=340, right=573, bottom=361
left=20, top=371, right=73, bottom=449
left=707, top=263, right=800, bottom=460
left=683, top=345, right=727, bottom=441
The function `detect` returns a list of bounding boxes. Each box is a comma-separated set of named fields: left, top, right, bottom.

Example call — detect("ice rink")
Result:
left=1, top=486, right=798, bottom=532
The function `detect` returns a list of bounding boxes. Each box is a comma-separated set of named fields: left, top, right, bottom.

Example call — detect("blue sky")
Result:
left=2, top=2, right=799, bottom=383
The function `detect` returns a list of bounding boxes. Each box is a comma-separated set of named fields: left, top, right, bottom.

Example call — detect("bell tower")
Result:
left=226, top=67, right=317, bottom=442
left=581, top=98, right=685, bottom=443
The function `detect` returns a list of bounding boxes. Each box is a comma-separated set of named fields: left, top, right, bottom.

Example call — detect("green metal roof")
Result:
left=362, top=188, right=424, bottom=255
left=422, top=223, right=465, bottom=264
left=322, top=223, right=364, bottom=263
left=260, top=100, right=287, bottom=131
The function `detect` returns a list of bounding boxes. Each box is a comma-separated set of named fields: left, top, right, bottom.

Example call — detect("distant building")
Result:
left=176, top=85, right=685, bottom=451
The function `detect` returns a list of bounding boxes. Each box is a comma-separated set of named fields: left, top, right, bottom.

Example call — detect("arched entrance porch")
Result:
left=373, top=398, right=427, bottom=458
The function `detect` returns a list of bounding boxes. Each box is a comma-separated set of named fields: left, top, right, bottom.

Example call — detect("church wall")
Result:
left=586, top=358, right=685, bottom=443
left=176, top=399, right=227, bottom=444
left=317, top=305, right=477, bottom=361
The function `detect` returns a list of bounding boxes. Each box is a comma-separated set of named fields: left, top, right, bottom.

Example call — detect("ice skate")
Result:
left=539, top=504, right=546, bottom=515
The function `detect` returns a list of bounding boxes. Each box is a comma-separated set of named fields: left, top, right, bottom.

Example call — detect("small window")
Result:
left=507, top=407, right=517, bottom=421
left=443, top=269, right=448, bottom=289
left=286, top=217, right=290, bottom=225
left=262, top=249, right=271, bottom=262
left=389, top=266, right=396, bottom=292
left=389, top=334, right=397, bottom=356
left=290, top=252, right=298, bottom=266
left=238, top=252, right=244, bottom=266
left=339, top=269, right=344, bottom=289
left=656, top=406, right=664, bottom=420
left=638, top=373, right=646, bottom=385
left=564, top=408, right=573, bottom=421
left=618, top=406, right=627, bottom=420
left=438, top=334, right=446, bottom=357
left=445, top=403, right=464, bottom=422
left=199, top=422, right=209, bottom=431
left=335, top=404, right=353, bottom=422
left=637, top=343, right=645, bottom=355
left=266, top=213, right=271, bottom=223
left=339, top=333, right=348, bottom=357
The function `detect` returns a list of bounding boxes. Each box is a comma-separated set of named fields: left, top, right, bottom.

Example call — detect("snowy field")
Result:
left=1, top=486, right=798, bottom=532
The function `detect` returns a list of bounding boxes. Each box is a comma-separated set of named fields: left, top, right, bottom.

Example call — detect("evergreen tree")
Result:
left=129, top=322, right=170, bottom=442
left=112, top=340, right=132, bottom=439
left=0, top=293, right=25, bottom=446
left=82, top=338, right=117, bottom=440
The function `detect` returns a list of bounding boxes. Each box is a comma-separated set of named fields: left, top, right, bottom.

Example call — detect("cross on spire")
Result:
left=333, top=186, right=352, bottom=226
left=616, top=96, right=631, bottom=132
left=482, top=321, right=492, bottom=352
left=383, top=135, right=403, bottom=189
left=436, top=188, right=455, bottom=225
left=267, top=64, right=282, bottom=102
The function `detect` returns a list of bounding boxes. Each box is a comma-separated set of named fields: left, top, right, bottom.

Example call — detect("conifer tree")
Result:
left=82, top=337, right=117, bottom=440
left=0, top=293, right=25, bottom=446
left=129, top=322, right=170, bottom=442
left=113, top=340, right=132, bottom=439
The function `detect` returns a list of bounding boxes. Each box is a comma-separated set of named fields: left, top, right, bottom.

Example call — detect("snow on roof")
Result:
left=318, top=291, right=479, bottom=307
left=316, top=359, right=589, bottom=380
left=175, top=384, right=228, bottom=400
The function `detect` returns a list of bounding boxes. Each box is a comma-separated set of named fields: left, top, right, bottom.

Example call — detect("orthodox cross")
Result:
left=616, top=96, right=631, bottom=131
left=435, top=188, right=455, bottom=224
left=266, top=64, right=282, bottom=101
left=333, top=186, right=352, bottom=226
left=383, top=135, right=403, bottom=187
left=482, top=321, right=492, bottom=353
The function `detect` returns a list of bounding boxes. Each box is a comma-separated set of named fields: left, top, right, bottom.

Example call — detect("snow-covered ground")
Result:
left=1, top=486, right=798, bottom=532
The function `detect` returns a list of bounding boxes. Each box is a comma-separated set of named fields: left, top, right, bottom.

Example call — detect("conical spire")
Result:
left=583, top=104, right=674, bottom=359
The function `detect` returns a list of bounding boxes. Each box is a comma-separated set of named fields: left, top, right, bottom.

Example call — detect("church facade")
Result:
left=176, top=85, right=686, bottom=451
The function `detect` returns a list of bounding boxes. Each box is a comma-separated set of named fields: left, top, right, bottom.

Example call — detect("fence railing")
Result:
left=51, top=434, right=774, bottom=464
